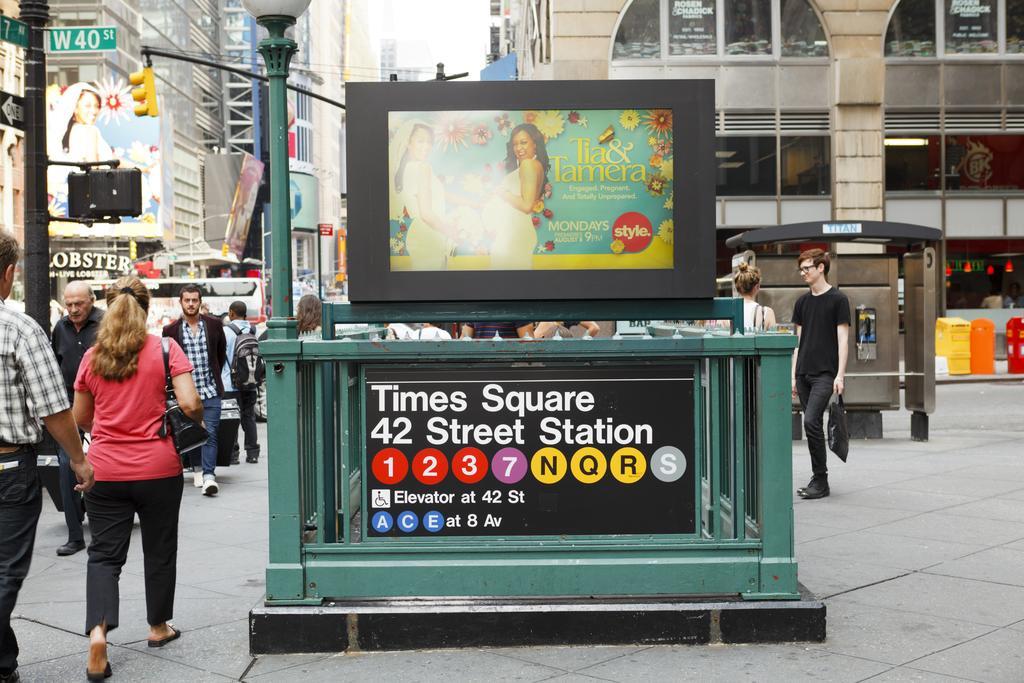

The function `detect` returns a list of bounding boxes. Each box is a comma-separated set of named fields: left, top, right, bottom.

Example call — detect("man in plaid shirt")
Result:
left=0, top=231, right=94, bottom=683
left=163, top=284, right=227, bottom=496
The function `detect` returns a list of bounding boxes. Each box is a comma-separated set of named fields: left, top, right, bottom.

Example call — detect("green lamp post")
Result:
left=243, top=0, right=311, bottom=340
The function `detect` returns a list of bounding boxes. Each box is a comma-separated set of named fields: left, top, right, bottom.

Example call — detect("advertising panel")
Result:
left=46, top=80, right=166, bottom=239
left=290, top=172, right=319, bottom=231
left=387, top=108, right=674, bottom=273
left=224, top=152, right=265, bottom=257
left=364, top=364, right=696, bottom=537
left=346, top=80, right=716, bottom=302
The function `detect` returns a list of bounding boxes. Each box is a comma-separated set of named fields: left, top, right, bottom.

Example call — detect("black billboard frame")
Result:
left=345, top=79, right=716, bottom=303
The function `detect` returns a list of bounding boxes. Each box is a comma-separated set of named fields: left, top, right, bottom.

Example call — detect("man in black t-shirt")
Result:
left=791, top=248, right=850, bottom=500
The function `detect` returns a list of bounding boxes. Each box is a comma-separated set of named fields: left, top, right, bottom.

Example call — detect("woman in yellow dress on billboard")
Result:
left=389, top=120, right=453, bottom=271
left=483, top=123, right=549, bottom=270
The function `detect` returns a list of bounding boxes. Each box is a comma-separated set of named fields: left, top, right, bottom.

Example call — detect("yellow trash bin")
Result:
left=936, top=317, right=971, bottom=375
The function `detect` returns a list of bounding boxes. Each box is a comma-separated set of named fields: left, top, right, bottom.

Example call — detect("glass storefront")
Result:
left=780, top=0, right=828, bottom=57
left=885, top=136, right=942, bottom=191
left=781, top=136, right=830, bottom=195
left=886, top=135, right=1024, bottom=192
left=944, top=241, right=1024, bottom=309
left=886, top=0, right=1023, bottom=57
left=1010, top=0, right=1024, bottom=53
left=716, top=137, right=776, bottom=195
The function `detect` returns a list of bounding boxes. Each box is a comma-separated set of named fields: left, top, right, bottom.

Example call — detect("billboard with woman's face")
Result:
left=347, top=80, right=715, bottom=302
left=46, top=80, right=166, bottom=240
left=388, top=109, right=674, bottom=273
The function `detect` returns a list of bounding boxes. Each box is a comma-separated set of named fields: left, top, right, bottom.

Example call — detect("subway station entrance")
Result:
left=251, top=79, right=824, bottom=652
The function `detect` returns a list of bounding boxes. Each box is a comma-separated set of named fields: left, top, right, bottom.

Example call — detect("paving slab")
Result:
left=18, top=646, right=236, bottom=682
left=245, top=650, right=565, bottom=682
left=574, top=644, right=890, bottom=682
left=808, top=600, right=991, bottom=665
left=832, top=573, right=1024, bottom=628
left=792, top=555, right=909, bottom=599
left=797, top=529, right=986, bottom=572
left=864, top=668, right=986, bottom=682
left=907, top=628, right=1024, bottom=683
left=6, top=618, right=89, bottom=667
left=866, top=510, right=1024, bottom=546
left=922, top=547, right=1024, bottom=588
left=124, top=617, right=253, bottom=680
left=483, top=645, right=649, bottom=673
left=793, top=500, right=922, bottom=532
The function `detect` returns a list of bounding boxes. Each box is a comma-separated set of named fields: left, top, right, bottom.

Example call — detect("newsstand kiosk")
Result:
left=250, top=80, right=823, bottom=653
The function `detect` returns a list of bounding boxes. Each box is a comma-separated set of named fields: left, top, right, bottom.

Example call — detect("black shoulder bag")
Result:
left=160, top=338, right=208, bottom=456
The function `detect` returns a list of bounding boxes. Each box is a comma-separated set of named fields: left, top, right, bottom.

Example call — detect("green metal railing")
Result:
left=261, top=300, right=798, bottom=604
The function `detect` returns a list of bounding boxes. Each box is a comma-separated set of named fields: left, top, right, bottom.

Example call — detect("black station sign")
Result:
left=364, top=364, right=696, bottom=537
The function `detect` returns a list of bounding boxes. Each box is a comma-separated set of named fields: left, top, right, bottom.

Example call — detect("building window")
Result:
left=884, top=136, right=941, bottom=191
left=614, top=0, right=828, bottom=61
left=886, top=0, right=937, bottom=56
left=1006, top=0, right=1024, bottom=53
left=945, top=135, right=1024, bottom=191
left=716, top=136, right=776, bottom=196
left=725, top=0, right=772, bottom=55
left=781, top=136, right=830, bottom=195
left=780, top=0, right=828, bottom=57
left=669, top=0, right=717, bottom=55
left=613, top=0, right=661, bottom=59
left=944, top=0, right=998, bottom=54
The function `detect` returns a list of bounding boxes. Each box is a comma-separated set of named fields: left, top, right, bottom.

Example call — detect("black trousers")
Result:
left=84, top=476, right=183, bottom=634
left=796, top=372, right=835, bottom=479
left=228, top=390, right=260, bottom=460
left=57, top=445, right=85, bottom=543
left=0, top=448, right=41, bottom=675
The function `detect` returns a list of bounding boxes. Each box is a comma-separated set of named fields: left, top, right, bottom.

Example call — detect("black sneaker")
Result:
left=796, top=477, right=817, bottom=495
left=245, top=455, right=259, bottom=464
left=799, top=479, right=830, bottom=499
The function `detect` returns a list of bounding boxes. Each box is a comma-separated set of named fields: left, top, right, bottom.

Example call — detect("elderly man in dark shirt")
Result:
left=51, top=281, right=103, bottom=556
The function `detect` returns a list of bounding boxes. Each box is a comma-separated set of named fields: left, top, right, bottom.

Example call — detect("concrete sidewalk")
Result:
left=13, top=382, right=1024, bottom=681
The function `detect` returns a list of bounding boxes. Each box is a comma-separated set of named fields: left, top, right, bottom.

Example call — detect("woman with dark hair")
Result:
left=61, top=86, right=112, bottom=163
left=73, top=276, right=203, bottom=680
left=296, top=294, right=322, bottom=338
left=483, top=123, right=549, bottom=270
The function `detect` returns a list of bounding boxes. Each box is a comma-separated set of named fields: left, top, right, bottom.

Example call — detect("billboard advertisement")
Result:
left=387, top=108, right=674, bottom=273
left=224, top=152, right=265, bottom=257
left=46, top=80, right=166, bottom=239
left=346, top=80, right=715, bottom=303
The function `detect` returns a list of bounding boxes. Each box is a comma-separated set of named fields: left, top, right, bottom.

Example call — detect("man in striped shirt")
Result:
left=0, top=231, right=94, bottom=683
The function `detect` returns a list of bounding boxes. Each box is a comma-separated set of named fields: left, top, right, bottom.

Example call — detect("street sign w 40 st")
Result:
left=47, top=26, right=117, bottom=53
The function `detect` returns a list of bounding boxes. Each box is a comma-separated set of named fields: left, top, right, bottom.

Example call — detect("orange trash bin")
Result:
left=970, top=319, right=995, bottom=375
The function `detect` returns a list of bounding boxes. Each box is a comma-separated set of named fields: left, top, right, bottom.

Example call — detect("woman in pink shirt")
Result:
left=73, top=277, right=202, bottom=680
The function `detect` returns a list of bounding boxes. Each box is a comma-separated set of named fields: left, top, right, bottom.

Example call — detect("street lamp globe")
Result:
left=240, top=0, right=311, bottom=19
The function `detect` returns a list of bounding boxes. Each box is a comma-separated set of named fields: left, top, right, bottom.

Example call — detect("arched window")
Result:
left=781, top=0, right=828, bottom=57
left=612, top=0, right=828, bottom=60
left=885, top=0, right=936, bottom=57
left=613, top=0, right=661, bottom=60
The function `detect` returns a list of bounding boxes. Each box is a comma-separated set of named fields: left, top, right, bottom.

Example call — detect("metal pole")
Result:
left=20, top=1, right=49, bottom=332
left=316, top=232, right=322, bottom=298
left=255, top=16, right=298, bottom=339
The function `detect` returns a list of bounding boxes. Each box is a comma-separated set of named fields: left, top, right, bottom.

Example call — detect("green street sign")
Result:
left=0, top=16, right=29, bottom=49
left=47, top=26, right=117, bottom=53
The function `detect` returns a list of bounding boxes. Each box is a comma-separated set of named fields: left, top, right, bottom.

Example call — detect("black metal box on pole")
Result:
left=67, top=168, right=143, bottom=219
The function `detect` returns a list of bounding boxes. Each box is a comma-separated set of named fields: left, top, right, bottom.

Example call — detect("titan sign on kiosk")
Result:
left=251, top=80, right=822, bottom=653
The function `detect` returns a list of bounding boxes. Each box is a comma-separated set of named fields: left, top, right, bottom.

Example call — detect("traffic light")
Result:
left=129, top=239, right=137, bottom=260
left=129, top=66, right=158, bottom=117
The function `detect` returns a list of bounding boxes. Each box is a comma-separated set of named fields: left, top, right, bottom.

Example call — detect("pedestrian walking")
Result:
left=791, top=248, right=850, bottom=500
left=223, top=301, right=261, bottom=464
left=0, top=231, right=94, bottom=683
left=73, top=277, right=202, bottom=680
left=51, top=281, right=103, bottom=556
left=162, top=284, right=227, bottom=496
left=733, top=263, right=777, bottom=332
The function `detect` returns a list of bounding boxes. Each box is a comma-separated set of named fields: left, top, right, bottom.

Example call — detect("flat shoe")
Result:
left=85, top=661, right=111, bottom=680
left=148, top=626, right=181, bottom=647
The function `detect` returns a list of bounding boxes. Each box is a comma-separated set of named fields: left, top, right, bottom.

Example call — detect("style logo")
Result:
left=963, top=138, right=993, bottom=185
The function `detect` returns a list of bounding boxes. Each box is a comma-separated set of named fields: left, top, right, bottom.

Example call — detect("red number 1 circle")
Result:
left=452, top=447, right=488, bottom=484
left=371, top=448, right=408, bottom=485
left=412, top=448, right=449, bottom=485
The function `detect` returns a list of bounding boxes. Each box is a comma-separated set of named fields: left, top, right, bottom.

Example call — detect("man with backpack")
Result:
left=223, top=301, right=264, bottom=464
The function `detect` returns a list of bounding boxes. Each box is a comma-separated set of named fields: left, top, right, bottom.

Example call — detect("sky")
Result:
left=375, top=0, right=492, bottom=81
